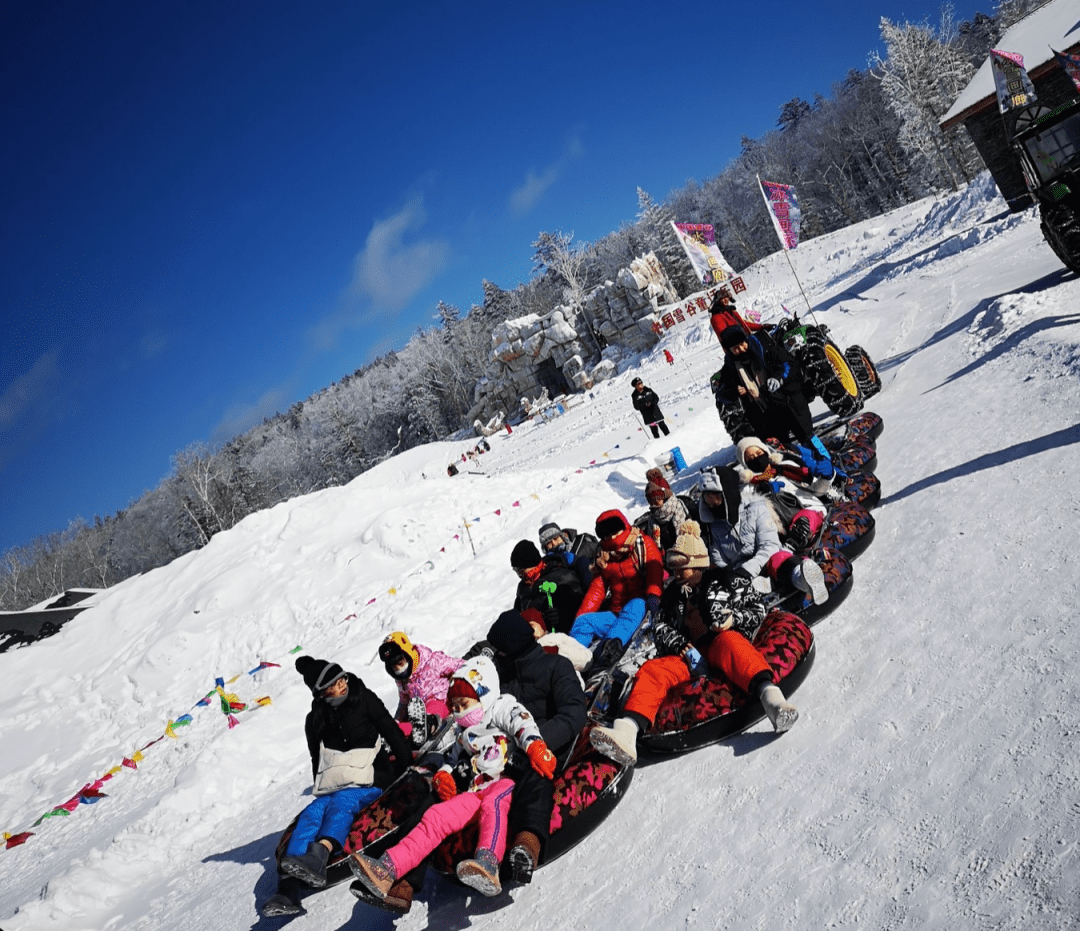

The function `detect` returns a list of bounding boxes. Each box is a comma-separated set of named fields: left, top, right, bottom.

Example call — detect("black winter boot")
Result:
left=260, top=892, right=303, bottom=917
left=279, top=841, right=331, bottom=887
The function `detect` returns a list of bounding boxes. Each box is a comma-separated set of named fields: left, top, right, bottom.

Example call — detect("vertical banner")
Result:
left=758, top=177, right=801, bottom=251
left=670, top=222, right=736, bottom=286
left=990, top=50, right=1037, bottom=113
left=1052, top=48, right=1080, bottom=95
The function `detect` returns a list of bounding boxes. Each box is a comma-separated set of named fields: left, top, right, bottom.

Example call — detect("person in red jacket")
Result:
left=709, top=290, right=762, bottom=344
left=568, top=510, right=664, bottom=649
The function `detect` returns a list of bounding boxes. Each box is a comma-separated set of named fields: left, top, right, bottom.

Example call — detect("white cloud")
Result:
left=0, top=350, right=61, bottom=428
left=349, top=196, right=450, bottom=311
left=209, top=385, right=292, bottom=446
left=508, top=132, right=585, bottom=215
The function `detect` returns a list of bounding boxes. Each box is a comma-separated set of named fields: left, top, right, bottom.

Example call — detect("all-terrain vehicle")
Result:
left=1008, top=96, right=1080, bottom=274
left=770, top=314, right=880, bottom=418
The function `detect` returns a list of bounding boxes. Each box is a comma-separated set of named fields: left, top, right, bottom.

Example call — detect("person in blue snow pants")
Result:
left=258, top=656, right=414, bottom=918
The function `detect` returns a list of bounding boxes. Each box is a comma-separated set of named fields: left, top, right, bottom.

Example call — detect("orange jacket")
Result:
left=577, top=513, right=664, bottom=615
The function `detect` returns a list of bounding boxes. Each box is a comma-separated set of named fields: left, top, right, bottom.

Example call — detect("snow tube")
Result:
left=430, top=735, right=634, bottom=876
left=819, top=500, right=876, bottom=562
left=844, top=470, right=881, bottom=510
left=821, top=411, right=883, bottom=448
left=639, top=610, right=815, bottom=754
left=844, top=411, right=883, bottom=444
left=834, top=438, right=877, bottom=476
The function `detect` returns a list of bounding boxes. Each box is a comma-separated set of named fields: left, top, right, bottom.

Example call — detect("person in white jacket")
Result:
left=350, top=657, right=557, bottom=899
left=697, top=466, right=827, bottom=604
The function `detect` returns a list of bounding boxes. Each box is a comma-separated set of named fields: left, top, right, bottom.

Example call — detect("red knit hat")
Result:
left=520, top=607, right=549, bottom=634
left=446, top=677, right=478, bottom=703
left=645, top=467, right=672, bottom=504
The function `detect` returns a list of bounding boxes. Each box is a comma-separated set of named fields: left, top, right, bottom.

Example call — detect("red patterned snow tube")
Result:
left=640, top=610, right=814, bottom=754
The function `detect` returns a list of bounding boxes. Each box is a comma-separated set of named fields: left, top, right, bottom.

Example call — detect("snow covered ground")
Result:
left=3, top=172, right=1080, bottom=930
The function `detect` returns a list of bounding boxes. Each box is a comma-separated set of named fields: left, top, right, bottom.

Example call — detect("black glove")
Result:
left=766, top=377, right=781, bottom=393
left=653, top=622, right=689, bottom=657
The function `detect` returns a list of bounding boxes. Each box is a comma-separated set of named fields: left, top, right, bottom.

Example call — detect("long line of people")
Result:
left=261, top=437, right=844, bottom=918
left=261, top=292, right=850, bottom=917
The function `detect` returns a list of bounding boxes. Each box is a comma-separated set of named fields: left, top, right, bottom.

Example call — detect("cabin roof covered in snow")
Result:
left=940, top=0, right=1080, bottom=129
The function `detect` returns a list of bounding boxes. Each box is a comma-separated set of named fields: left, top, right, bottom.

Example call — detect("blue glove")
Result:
left=766, top=377, right=781, bottom=393
left=645, top=595, right=661, bottom=618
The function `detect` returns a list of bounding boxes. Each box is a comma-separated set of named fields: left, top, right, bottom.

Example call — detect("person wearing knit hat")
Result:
left=709, top=290, right=763, bottom=344
left=665, top=521, right=710, bottom=573
left=481, top=609, right=586, bottom=884
left=378, top=632, right=462, bottom=750
left=260, top=657, right=413, bottom=917
left=509, top=537, right=586, bottom=636
left=640, top=467, right=690, bottom=553
left=590, top=565, right=798, bottom=768
left=536, top=521, right=599, bottom=589
left=350, top=655, right=555, bottom=900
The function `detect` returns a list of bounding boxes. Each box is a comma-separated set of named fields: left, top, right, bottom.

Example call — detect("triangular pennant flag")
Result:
left=214, top=677, right=225, bottom=689
left=453, top=534, right=460, bottom=540
left=104, top=766, right=122, bottom=778
left=140, top=736, right=165, bottom=751
left=78, top=788, right=107, bottom=804
left=512, top=501, right=520, bottom=507
left=602, top=452, right=610, bottom=458
left=365, top=597, right=376, bottom=605
left=589, top=460, right=596, bottom=465
left=494, top=509, right=501, bottom=516
left=440, top=547, right=445, bottom=553
left=6, top=831, right=33, bottom=848
left=57, top=797, right=81, bottom=813
left=227, top=714, right=240, bottom=729
left=122, top=756, right=137, bottom=770
left=255, top=696, right=272, bottom=706
left=289, top=645, right=303, bottom=654
left=226, top=674, right=241, bottom=685
left=388, top=587, right=397, bottom=596
left=530, top=494, right=540, bottom=500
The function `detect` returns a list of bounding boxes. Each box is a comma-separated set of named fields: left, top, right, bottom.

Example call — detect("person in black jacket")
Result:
left=711, top=326, right=814, bottom=445
left=260, top=655, right=413, bottom=918
left=631, top=377, right=670, bottom=438
left=485, top=610, right=588, bottom=884
left=510, top=539, right=586, bottom=635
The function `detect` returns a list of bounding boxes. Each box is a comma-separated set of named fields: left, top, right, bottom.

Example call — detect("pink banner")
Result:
left=671, top=222, right=735, bottom=287
left=758, top=178, right=801, bottom=251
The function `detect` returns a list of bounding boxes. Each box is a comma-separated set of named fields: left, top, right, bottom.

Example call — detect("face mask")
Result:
left=325, top=687, right=348, bottom=707
left=454, top=704, right=485, bottom=728
left=746, top=454, right=769, bottom=473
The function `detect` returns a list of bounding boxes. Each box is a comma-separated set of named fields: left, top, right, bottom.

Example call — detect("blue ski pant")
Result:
left=285, top=785, right=382, bottom=856
left=570, top=597, right=645, bottom=648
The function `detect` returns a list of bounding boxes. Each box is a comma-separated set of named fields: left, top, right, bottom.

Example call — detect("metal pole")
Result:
left=782, top=247, right=821, bottom=326
left=462, top=519, right=477, bottom=558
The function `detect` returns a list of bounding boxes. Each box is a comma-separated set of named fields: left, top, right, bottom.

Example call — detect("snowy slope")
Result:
left=3, top=172, right=1080, bottom=930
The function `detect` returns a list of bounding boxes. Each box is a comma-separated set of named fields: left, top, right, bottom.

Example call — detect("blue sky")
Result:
left=1, top=0, right=990, bottom=554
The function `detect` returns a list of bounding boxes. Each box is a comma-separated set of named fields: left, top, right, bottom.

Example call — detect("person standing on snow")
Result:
left=260, top=656, right=413, bottom=918
left=631, top=377, right=670, bottom=438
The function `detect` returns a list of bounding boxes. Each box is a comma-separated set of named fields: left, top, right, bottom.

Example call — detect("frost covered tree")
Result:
left=873, top=10, right=983, bottom=193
